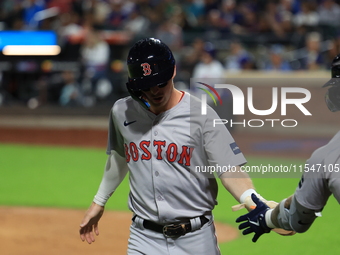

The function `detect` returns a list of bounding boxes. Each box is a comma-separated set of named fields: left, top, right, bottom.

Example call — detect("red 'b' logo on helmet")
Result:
left=141, top=63, right=152, bottom=76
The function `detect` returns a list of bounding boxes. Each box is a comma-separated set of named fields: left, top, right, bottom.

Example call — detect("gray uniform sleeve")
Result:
left=329, top=176, right=340, bottom=203
left=95, top=104, right=129, bottom=206
left=276, top=131, right=340, bottom=232
left=295, top=131, right=340, bottom=206
left=106, top=107, right=125, bottom=157
left=203, top=106, right=247, bottom=177
left=295, top=169, right=332, bottom=211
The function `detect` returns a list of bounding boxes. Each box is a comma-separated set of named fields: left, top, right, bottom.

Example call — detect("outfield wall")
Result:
left=0, top=71, right=335, bottom=136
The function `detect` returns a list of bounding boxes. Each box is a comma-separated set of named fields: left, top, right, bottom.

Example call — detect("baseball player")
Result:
left=79, top=38, right=261, bottom=254
left=235, top=54, right=340, bottom=243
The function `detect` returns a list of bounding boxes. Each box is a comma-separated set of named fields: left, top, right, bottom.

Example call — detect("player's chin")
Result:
left=150, top=96, right=164, bottom=104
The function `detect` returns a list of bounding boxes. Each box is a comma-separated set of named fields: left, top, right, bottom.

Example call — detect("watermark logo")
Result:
left=196, top=82, right=222, bottom=114
left=195, top=82, right=312, bottom=128
left=200, top=84, right=311, bottom=116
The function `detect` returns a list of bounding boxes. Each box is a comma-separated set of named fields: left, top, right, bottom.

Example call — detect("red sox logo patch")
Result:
left=141, top=63, right=152, bottom=76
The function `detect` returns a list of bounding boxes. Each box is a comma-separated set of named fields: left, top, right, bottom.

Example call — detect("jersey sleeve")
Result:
left=295, top=132, right=340, bottom=209
left=106, top=107, right=125, bottom=157
left=203, top=106, right=247, bottom=177
left=294, top=159, right=332, bottom=211
left=324, top=157, right=340, bottom=204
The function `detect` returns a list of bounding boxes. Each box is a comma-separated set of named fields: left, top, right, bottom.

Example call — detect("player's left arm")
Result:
left=79, top=151, right=129, bottom=244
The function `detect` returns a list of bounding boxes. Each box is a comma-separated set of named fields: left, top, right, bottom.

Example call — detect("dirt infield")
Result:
left=1, top=126, right=242, bottom=255
left=1, top=206, right=238, bottom=255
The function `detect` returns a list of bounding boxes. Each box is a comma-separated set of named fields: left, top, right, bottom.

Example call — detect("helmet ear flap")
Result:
left=325, top=85, right=340, bottom=112
left=126, top=83, right=150, bottom=110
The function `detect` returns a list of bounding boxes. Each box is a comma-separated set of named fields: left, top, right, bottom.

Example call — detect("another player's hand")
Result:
left=79, top=202, right=105, bottom=244
left=235, top=193, right=272, bottom=242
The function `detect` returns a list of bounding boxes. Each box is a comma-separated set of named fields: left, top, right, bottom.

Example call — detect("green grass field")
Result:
left=1, top=143, right=339, bottom=254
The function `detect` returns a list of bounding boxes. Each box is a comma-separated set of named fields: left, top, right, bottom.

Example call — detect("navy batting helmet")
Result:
left=323, top=54, right=340, bottom=112
left=125, top=38, right=175, bottom=109
left=126, top=38, right=175, bottom=92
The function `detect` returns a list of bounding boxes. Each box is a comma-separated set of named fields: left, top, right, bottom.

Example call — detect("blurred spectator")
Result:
left=91, top=0, right=111, bottom=26
left=324, top=38, right=339, bottom=67
left=299, top=31, right=325, bottom=70
left=221, top=0, right=238, bottom=30
left=80, top=26, right=110, bottom=95
left=155, top=17, right=183, bottom=57
left=192, top=42, right=224, bottom=79
left=46, top=0, right=72, bottom=14
left=165, top=4, right=193, bottom=33
left=232, top=2, right=260, bottom=35
left=178, top=37, right=205, bottom=84
left=59, top=70, right=82, bottom=106
left=292, top=1, right=319, bottom=29
left=0, top=0, right=23, bottom=30
left=264, top=1, right=293, bottom=39
left=182, top=0, right=205, bottom=29
left=123, top=6, right=150, bottom=39
left=225, top=40, right=255, bottom=72
left=318, top=0, right=340, bottom=26
left=318, top=0, right=340, bottom=40
left=264, top=44, right=292, bottom=71
left=204, top=9, right=230, bottom=39
left=22, top=0, right=46, bottom=29
left=71, top=0, right=86, bottom=19
left=203, top=0, right=220, bottom=15
left=192, top=38, right=233, bottom=130
left=156, top=0, right=181, bottom=20
left=58, top=11, right=83, bottom=44
left=106, top=0, right=133, bottom=30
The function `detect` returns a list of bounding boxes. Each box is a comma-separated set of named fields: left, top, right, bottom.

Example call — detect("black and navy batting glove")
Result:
left=235, top=193, right=272, bottom=242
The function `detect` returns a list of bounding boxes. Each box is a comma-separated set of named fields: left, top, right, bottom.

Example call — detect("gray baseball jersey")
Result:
left=106, top=91, right=247, bottom=224
left=295, top=130, right=340, bottom=210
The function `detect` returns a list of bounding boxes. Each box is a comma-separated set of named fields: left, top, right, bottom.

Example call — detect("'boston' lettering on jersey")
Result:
left=124, top=140, right=194, bottom=166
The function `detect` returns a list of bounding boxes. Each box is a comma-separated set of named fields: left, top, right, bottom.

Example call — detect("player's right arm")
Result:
left=79, top=151, right=129, bottom=244
left=268, top=194, right=320, bottom=233
left=93, top=150, right=129, bottom=206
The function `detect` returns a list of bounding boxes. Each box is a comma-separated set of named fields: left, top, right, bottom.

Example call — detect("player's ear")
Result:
left=172, top=65, right=176, bottom=79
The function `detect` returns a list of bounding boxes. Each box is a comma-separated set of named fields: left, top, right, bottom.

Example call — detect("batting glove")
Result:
left=235, top=193, right=272, bottom=242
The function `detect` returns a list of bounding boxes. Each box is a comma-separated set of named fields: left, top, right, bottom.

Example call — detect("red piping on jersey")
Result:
left=179, top=91, right=185, bottom=102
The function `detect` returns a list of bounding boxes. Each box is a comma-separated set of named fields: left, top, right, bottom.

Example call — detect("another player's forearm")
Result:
left=270, top=195, right=293, bottom=228
left=270, top=195, right=319, bottom=233
left=220, top=168, right=255, bottom=203
left=93, top=151, right=129, bottom=206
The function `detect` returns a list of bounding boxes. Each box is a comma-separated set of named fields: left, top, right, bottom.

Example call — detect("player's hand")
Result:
left=79, top=202, right=105, bottom=244
left=235, top=193, right=272, bottom=242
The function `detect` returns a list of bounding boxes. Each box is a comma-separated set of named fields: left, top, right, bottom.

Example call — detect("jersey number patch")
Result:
left=141, top=63, right=152, bottom=76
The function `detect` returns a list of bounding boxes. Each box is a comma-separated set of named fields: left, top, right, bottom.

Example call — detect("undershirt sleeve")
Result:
left=93, top=150, right=129, bottom=206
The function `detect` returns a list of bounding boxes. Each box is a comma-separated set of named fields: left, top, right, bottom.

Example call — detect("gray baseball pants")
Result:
left=127, top=215, right=221, bottom=255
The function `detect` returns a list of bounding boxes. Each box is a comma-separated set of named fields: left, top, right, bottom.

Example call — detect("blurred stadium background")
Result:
left=0, top=0, right=339, bottom=112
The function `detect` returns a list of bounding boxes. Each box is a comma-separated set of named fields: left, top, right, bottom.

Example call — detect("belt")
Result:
left=133, top=215, right=209, bottom=238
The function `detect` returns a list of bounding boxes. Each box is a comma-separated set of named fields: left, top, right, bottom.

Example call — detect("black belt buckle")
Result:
left=163, top=224, right=186, bottom=238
